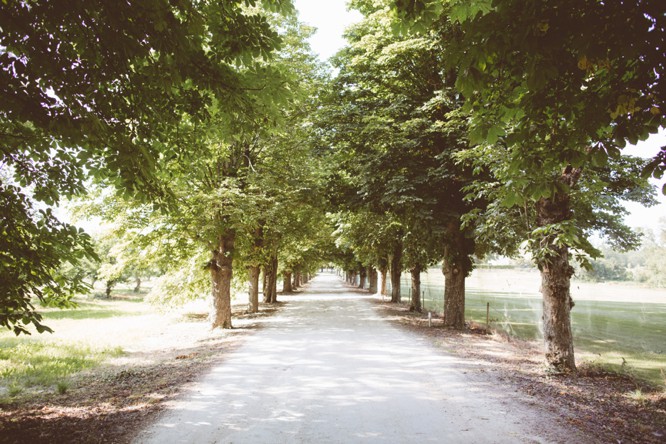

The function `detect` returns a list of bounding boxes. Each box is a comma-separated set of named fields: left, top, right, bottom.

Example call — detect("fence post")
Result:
left=486, top=302, right=490, bottom=329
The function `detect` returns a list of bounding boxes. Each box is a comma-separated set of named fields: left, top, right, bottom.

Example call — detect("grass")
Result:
left=402, top=268, right=666, bottom=388
left=0, top=338, right=124, bottom=402
left=0, top=289, right=145, bottom=403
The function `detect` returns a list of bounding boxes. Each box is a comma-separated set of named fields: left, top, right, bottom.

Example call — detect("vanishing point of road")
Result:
left=134, top=273, right=590, bottom=443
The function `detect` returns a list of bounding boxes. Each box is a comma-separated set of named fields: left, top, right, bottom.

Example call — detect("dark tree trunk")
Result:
left=442, top=219, right=472, bottom=329
left=292, top=269, right=300, bottom=290
left=390, top=245, right=402, bottom=303
left=264, top=253, right=278, bottom=303
left=262, top=267, right=268, bottom=301
left=248, top=265, right=260, bottom=313
left=358, top=267, right=367, bottom=289
left=283, top=272, right=293, bottom=293
left=368, top=267, right=378, bottom=293
left=442, top=261, right=465, bottom=328
left=133, top=277, right=141, bottom=293
left=410, top=266, right=422, bottom=312
left=248, top=224, right=263, bottom=313
left=105, top=280, right=115, bottom=298
left=535, top=166, right=581, bottom=372
left=210, top=232, right=235, bottom=329
left=262, top=268, right=270, bottom=302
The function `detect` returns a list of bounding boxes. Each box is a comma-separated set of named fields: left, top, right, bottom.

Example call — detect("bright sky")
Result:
left=621, top=129, right=666, bottom=234
left=293, top=0, right=362, bottom=61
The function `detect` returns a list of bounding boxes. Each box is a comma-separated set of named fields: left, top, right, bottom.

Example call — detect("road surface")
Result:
left=134, top=273, right=588, bottom=443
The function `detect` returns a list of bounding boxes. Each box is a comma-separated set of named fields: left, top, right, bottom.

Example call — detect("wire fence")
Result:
left=379, top=273, right=665, bottom=356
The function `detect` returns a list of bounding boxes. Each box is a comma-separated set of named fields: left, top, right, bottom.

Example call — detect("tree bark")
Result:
left=368, top=267, right=378, bottom=293
left=358, top=267, right=367, bottom=289
left=442, top=260, right=465, bottom=328
left=410, top=265, right=422, bottom=312
left=133, top=277, right=141, bottom=293
left=539, top=244, right=576, bottom=372
left=264, top=253, right=278, bottom=303
left=283, top=272, right=293, bottom=293
left=262, top=267, right=268, bottom=301
left=210, top=232, right=235, bottom=329
left=248, top=265, right=260, bottom=313
left=292, top=269, right=300, bottom=290
left=379, top=267, right=388, bottom=295
left=390, top=245, right=402, bottom=303
left=535, top=166, right=581, bottom=372
left=442, top=219, right=471, bottom=329
left=105, top=280, right=115, bottom=298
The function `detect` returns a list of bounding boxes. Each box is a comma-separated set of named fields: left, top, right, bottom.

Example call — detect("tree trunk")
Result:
left=262, top=267, right=268, bottom=301
left=359, top=267, right=367, bottom=289
left=248, top=265, right=260, bottom=313
left=442, top=260, right=465, bottom=328
left=264, top=253, right=278, bottom=303
left=105, top=280, right=115, bottom=298
left=210, top=232, right=235, bottom=329
left=390, top=245, right=402, bottom=303
left=379, top=267, right=388, bottom=295
left=133, top=277, right=141, bottom=293
left=539, top=244, right=576, bottom=372
left=410, top=266, right=422, bottom=312
left=442, top=217, right=472, bottom=329
left=535, top=166, right=581, bottom=372
left=283, top=272, right=293, bottom=293
left=292, top=269, right=300, bottom=290
left=263, top=265, right=273, bottom=303
left=368, top=267, right=378, bottom=293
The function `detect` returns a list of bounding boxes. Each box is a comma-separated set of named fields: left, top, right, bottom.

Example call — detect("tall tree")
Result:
left=0, top=0, right=294, bottom=333
left=321, top=2, right=480, bottom=325
left=394, top=0, right=660, bottom=370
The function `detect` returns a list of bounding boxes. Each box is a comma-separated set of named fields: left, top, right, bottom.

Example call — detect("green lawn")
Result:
left=400, top=269, right=666, bottom=388
left=0, top=291, right=144, bottom=402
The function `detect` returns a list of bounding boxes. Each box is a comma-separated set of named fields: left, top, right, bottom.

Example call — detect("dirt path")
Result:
left=134, top=273, right=590, bottom=443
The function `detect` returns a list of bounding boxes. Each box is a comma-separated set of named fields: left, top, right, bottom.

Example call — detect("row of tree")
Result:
left=2, top=0, right=664, bottom=375
left=322, top=0, right=664, bottom=372
left=1, top=1, right=333, bottom=334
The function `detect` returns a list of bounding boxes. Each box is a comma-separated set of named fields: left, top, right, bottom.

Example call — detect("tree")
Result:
left=321, top=2, right=481, bottom=325
left=0, top=0, right=295, bottom=333
left=393, top=0, right=661, bottom=371
left=74, top=12, right=326, bottom=328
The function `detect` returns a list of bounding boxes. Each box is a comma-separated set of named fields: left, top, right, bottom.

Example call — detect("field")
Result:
left=397, top=268, right=666, bottom=386
left=0, top=285, right=226, bottom=403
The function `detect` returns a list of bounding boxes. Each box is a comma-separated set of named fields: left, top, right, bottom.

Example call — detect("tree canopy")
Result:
left=1, top=0, right=663, bottom=376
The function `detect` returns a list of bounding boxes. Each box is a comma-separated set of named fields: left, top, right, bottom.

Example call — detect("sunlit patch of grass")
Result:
left=577, top=352, right=666, bottom=390
left=0, top=338, right=124, bottom=402
left=40, top=308, right=132, bottom=321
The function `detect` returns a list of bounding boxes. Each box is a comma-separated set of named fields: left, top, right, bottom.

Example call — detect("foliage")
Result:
left=0, top=0, right=296, bottom=333
left=392, top=0, right=666, bottom=187
left=0, top=182, right=96, bottom=334
left=321, top=2, right=481, bottom=282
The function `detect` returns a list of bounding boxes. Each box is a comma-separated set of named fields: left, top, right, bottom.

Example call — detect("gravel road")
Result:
left=134, top=273, right=591, bottom=443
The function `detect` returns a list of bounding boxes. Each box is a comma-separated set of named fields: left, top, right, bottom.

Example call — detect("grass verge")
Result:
left=0, top=338, right=124, bottom=403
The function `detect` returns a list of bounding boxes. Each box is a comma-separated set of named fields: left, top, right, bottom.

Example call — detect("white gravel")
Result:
left=134, top=273, right=592, bottom=444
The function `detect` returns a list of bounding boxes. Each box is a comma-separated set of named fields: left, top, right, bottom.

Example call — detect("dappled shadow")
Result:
left=137, top=274, right=568, bottom=443
left=0, top=327, right=257, bottom=444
